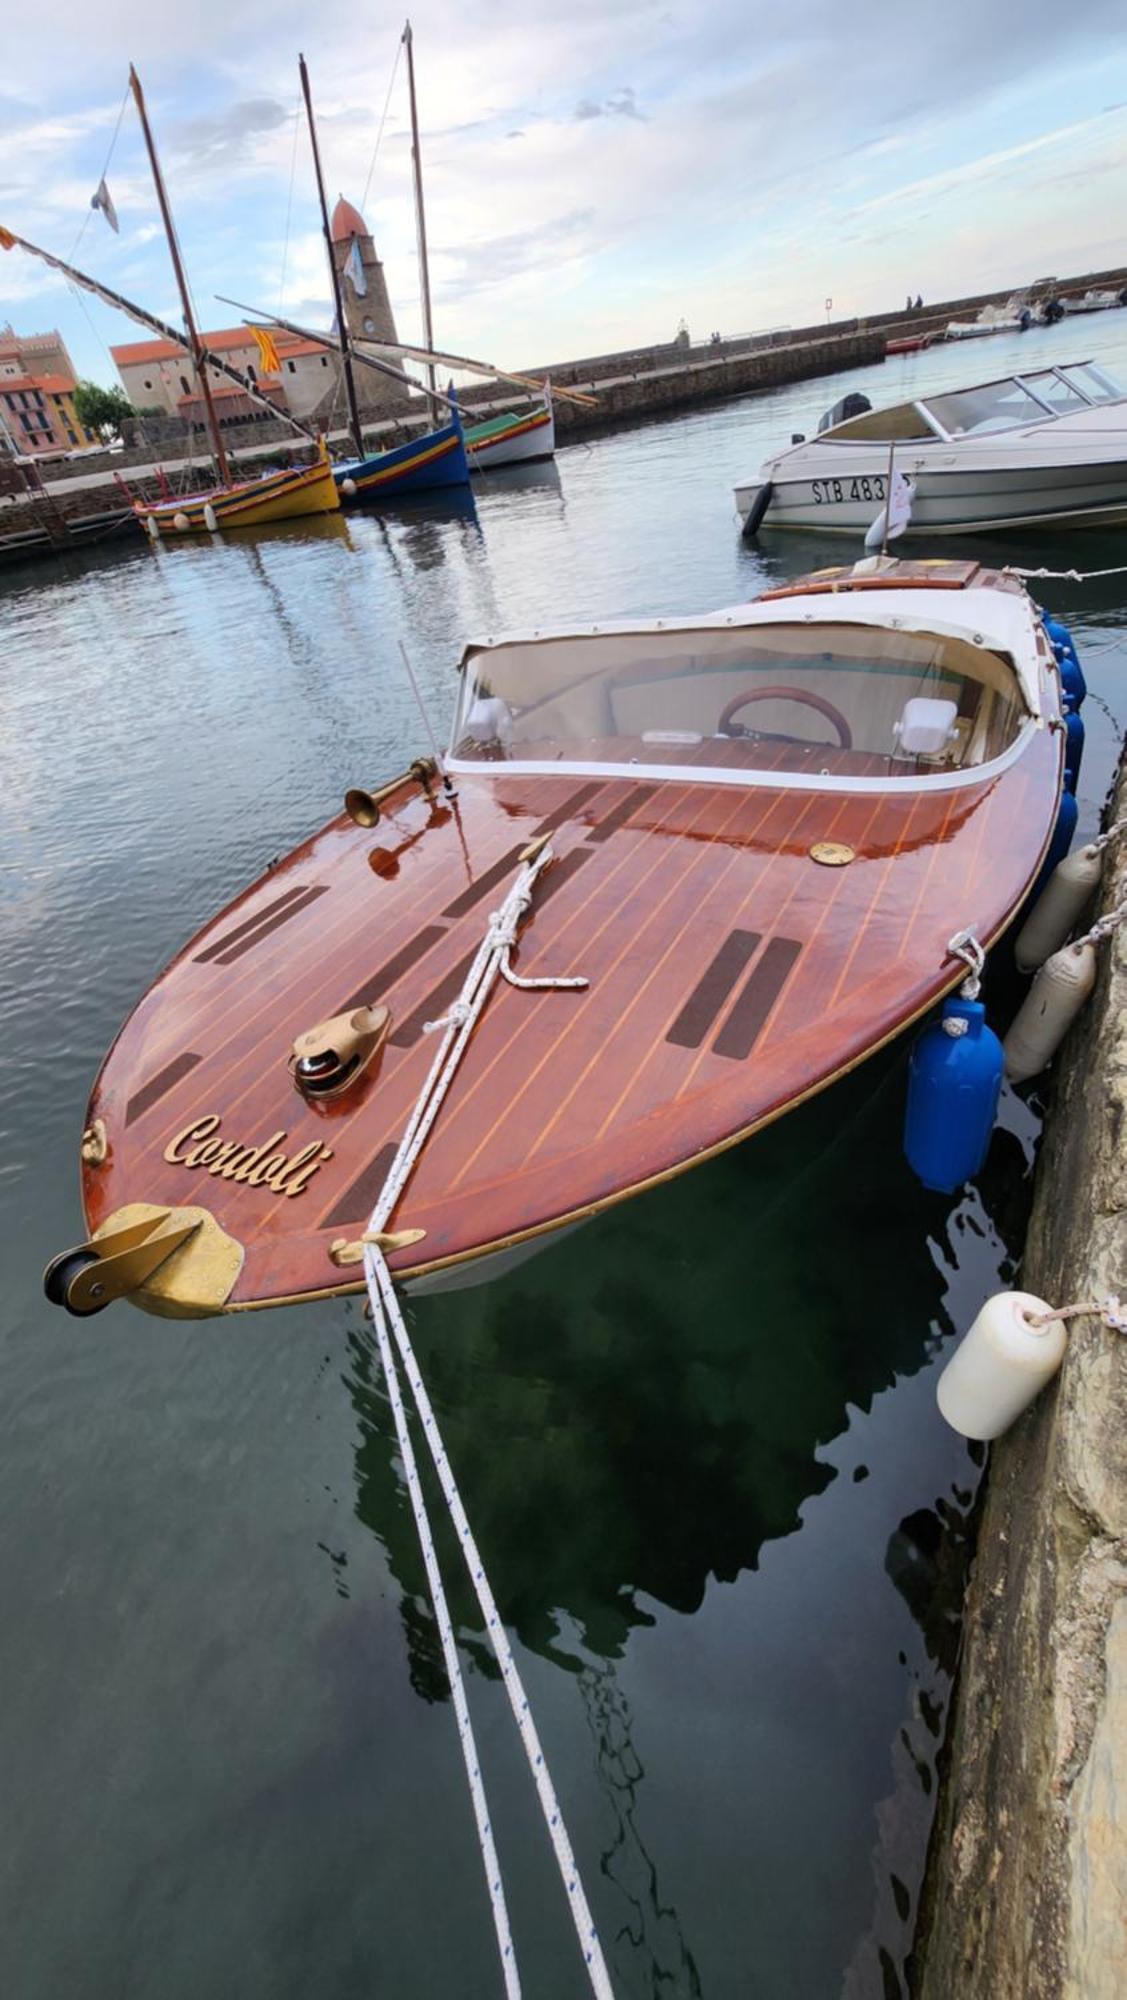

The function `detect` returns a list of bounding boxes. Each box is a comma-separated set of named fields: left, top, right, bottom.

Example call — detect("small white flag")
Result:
left=346, top=239, right=367, bottom=298
left=91, top=178, right=119, bottom=234
left=864, top=470, right=914, bottom=551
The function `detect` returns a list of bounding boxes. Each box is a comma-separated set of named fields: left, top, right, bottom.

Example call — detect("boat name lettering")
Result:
left=163, top=1114, right=332, bottom=1197
left=811, top=476, right=885, bottom=505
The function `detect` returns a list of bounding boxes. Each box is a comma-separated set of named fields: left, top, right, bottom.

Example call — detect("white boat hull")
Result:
left=737, top=402, right=1127, bottom=536
left=467, top=402, right=555, bottom=472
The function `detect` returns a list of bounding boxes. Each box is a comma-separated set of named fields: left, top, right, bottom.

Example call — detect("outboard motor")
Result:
left=817, top=391, right=871, bottom=436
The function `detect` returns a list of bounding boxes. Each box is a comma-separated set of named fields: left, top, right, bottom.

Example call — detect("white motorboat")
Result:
left=1061, top=288, right=1125, bottom=314
left=735, top=360, right=1127, bottom=538
left=946, top=297, right=1031, bottom=340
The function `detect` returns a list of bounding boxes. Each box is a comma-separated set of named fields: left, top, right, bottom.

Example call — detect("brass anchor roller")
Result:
left=43, top=1209, right=204, bottom=1317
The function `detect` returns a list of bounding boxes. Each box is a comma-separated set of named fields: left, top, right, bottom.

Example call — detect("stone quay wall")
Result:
left=913, top=751, right=1127, bottom=1999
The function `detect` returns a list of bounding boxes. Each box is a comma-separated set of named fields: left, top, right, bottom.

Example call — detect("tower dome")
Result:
left=331, top=197, right=369, bottom=244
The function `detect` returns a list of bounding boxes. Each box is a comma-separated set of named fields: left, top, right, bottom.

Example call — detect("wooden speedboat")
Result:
left=736, top=360, right=1127, bottom=536
left=136, top=439, right=341, bottom=535
left=46, top=559, right=1064, bottom=1319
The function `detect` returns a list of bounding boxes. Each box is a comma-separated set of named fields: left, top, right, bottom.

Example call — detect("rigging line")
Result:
left=361, top=36, right=404, bottom=216
left=277, top=93, right=302, bottom=315
left=69, top=74, right=131, bottom=263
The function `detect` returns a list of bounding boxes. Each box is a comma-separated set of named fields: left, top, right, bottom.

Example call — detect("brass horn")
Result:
left=344, top=758, right=438, bottom=828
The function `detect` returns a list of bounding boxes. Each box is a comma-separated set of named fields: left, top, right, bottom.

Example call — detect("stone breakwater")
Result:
left=913, top=751, right=1127, bottom=1999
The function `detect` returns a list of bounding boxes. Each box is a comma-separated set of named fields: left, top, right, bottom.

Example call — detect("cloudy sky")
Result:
left=2, top=0, right=1125, bottom=386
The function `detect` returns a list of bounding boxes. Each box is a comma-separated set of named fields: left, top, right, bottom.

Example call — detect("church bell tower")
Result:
left=329, top=196, right=410, bottom=413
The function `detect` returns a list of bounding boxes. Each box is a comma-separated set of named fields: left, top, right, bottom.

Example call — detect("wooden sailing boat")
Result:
left=299, top=52, right=470, bottom=504
left=464, top=388, right=556, bottom=471
left=124, top=67, right=339, bottom=535
left=45, top=557, right=1065, bottom=1319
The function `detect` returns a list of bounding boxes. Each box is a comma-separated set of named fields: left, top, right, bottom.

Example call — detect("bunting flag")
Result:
left=250, top=325, right=281, bottom=375
left=91, top=179, right=119, bottom=234
left=346, top=239, right=367, bottom=298
left=864, top=471, right=914, bottom=551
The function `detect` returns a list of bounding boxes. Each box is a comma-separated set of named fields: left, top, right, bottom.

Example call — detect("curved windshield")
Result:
left=451, top=622, right=1027, bottom=780
left=922, top=378, right=1050, bottom=436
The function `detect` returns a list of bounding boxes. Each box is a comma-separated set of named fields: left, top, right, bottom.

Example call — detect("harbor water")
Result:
left=2, top=314, right=1126, bottom=1997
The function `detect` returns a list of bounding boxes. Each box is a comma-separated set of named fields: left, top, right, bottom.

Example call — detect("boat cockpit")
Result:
left=450, top=616, right=1032, bottom=788
left=818, top=363, right=1125, bottom=445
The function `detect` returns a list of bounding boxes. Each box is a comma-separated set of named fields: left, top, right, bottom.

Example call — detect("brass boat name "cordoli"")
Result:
left=163, top=1115, right=332, bottom=1197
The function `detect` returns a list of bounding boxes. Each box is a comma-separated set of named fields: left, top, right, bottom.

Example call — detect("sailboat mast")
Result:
left=299, top=54, right=364, bottom=460
left=402, top=21, right=438, bottom=422
left=128, top=66, right=231, bottom=485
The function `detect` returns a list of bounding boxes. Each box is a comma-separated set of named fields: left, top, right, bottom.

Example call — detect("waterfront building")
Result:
left=111, top=196, right=410, bottom=434
left=0, top=325, right=97, bottom=455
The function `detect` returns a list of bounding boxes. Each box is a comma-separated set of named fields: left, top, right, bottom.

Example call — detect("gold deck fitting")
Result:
left=344, top=757, right=438, bottom=829
left=809, top=841, right=856, bottom=867
left=80, top=1120, right=108, bottom=1165
left=329, top=1227, right=427, bottom=1267
left=44, top=1204, right=244, bottom=1318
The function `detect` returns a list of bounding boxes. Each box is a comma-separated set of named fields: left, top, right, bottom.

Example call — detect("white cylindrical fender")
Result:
left=203, top=502, right=219, bottom=533
left=937, top=1290, right=1067, bottom=1439
left=340, top=477, right=357, bottom=497
left=1014, top=845, right=1102, bottom=972
left=172, top=510, right=190, bottom=532
left=144, top=515, right=160, bottom=541
left=1003, top=940, right=1097, bottom=1081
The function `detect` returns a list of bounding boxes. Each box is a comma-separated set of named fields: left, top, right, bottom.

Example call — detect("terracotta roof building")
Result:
left=110, top=195, right=410, bottom=433
left=0, top=325, right=96, bottom=455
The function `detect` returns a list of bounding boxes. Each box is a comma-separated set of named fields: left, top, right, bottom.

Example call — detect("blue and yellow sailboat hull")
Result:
left=334, top=414, right=470, bottom=502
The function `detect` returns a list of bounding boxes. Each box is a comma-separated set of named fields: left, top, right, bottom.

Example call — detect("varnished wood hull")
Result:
left=78, top=575, right=1064, bottom=1314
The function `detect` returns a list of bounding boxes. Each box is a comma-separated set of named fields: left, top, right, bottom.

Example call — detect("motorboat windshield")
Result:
left=450, top=616, right=1031, bottom=786
left=819, top=364, right=1126, bottom=446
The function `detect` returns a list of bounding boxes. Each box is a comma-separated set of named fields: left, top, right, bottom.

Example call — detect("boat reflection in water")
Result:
left=340, top=1036, right=1013, bottom=1993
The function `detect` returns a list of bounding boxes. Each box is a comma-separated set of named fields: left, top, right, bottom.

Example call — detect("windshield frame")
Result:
left=446, top=612, right=1044, bottom=797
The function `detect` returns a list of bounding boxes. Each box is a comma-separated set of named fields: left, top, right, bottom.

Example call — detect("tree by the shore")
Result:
left=73, top=381, right=134, bottom=440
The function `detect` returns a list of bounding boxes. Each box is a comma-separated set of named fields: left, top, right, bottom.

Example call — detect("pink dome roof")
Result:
left=331, top=197, right=369, bottom=244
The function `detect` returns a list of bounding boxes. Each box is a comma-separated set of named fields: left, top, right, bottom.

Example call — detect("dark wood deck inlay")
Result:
left=210, top=886, right=329, bottom=966
left=535, top=781, right=605, bottom=836
left=665, top=931, right=762, bottom=1049
left=321, top=1142, right=400, bottom=1228
left=586, top=785, right=658, bottom=842
left=441, top=847, right=525, bottom=920
left=338, top=925, right=449, bottom=1017
left=388, top=946, right=480, bottom=1048
left=713, top=937, right=803, bottom=1060
left=194, top=885, right=311, bottom=963
left=125, top=1051, right=201, bottom=1127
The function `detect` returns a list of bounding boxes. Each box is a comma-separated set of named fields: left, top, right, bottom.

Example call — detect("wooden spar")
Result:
left=129, top=66, right=231, bottom=485
left=215, top=292, right=599, bottom=408
left=219, top=298, right=460, bottom=412
left=299, top=54, right=364, bottom=459
left=402, top=21, right=438, bottom=423
left=0, top=233, right=318, bottom=439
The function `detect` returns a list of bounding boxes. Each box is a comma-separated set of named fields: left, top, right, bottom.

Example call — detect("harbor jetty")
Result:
left=913, top=751, right=1127, bottom=1998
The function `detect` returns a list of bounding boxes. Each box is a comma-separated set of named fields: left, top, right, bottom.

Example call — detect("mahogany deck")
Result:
left=81, top=693, right=1064, bottom=1311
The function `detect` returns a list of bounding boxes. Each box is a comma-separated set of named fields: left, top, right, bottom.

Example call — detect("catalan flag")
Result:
left=250, top=326, right=282, bottom=376
left=0, top=226, right=16, bottom=251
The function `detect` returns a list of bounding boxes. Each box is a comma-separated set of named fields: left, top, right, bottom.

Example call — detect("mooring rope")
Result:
left=1025, top=1295, right=1127, bottom=1333
left=359, top=845, right=613, bottom=1998
left=1002, top=563, right=1127, bottom=583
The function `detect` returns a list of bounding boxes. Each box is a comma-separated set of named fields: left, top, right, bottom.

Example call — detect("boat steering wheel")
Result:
left=718, top=685, right=853, bottom=749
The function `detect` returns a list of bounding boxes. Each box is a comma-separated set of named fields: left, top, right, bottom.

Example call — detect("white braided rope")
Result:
left=1002, top=562, right=1127, bottom=582
left=364, top=1261, right=519, bottom=1998
left=360, top=846, right=612, bottom=1998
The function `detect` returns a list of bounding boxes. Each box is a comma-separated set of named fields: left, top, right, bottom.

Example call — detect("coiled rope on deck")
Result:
left=359, top=844, right=613, bottom=1999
